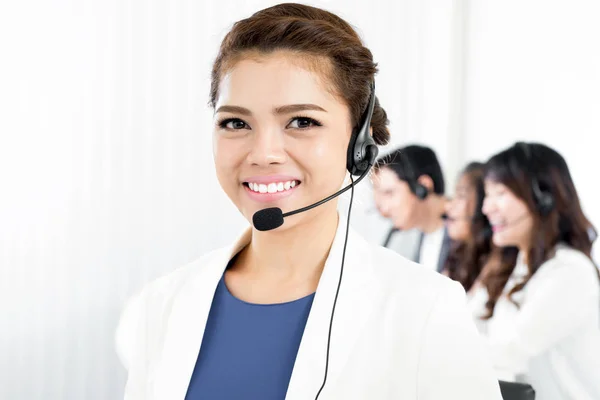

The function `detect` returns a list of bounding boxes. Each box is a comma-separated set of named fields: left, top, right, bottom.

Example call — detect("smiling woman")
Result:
left=117, top=3, right=503, bottom=400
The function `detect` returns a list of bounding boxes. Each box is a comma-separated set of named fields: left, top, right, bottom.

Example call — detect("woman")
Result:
left=473, top=142, right=600, bottom=400
left=443, top=162, right=518, bottom=293
left=117, top=4, right=502, bottom=399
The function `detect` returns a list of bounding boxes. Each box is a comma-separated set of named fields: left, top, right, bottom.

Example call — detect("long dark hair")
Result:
left=480, top=142, right=598, bottom=318
left=444, top=162, right=518, bottom=292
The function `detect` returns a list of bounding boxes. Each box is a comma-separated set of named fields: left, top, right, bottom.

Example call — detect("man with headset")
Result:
left=372, top=145, right=451, bottom=272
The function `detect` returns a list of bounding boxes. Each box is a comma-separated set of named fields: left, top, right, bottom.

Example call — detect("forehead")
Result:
left=373, top=168, right=403, bottom=190
left=456, top=174, right=473, bottom=190
left=215, top=52, right=344, bottom=111
left=484, top=179, right=506, bottom=190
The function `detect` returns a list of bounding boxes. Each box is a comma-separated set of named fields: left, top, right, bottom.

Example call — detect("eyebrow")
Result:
left=215, top=104, right=327, bottom=116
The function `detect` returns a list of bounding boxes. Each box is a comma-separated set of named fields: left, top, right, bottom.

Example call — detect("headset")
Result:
left=517, top=142, right=555, bottom=216
left=401, top=152, right=429, bottom=200
left=347, top=81, right=379, bottom=176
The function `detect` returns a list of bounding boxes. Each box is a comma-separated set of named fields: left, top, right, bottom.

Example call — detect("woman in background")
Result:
left=473, top=142, right=600, bottom=400
left=443, top=162, right=518, bottom=293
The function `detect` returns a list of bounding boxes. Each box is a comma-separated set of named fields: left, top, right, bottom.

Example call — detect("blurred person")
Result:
left=443, top=162, right=519, bottom=293
left=372, top=145, right=451, bottom=272
left=115, top=4, right=503, bottom=400
left=471, top=142, right=600, bottom=400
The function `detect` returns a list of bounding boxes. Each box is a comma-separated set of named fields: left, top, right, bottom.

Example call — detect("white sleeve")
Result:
left=114, top=287, right=151, bottom=400
left=417, top=280, right=503, bottom=400
left=484, top=257, right=600, bottom=377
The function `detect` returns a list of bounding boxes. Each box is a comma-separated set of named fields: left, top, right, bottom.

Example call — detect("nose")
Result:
left=246, top=126, right=287, bottom=167
left=482, top=196, right=493, bottom=216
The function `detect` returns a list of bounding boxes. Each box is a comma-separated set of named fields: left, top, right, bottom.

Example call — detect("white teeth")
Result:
left=247, top=180, right=299, bottom=193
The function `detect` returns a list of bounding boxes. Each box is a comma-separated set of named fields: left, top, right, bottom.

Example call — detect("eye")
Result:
left=218, top=118, right=250, bottom=130
left=287, top=116, right=322, bottom=130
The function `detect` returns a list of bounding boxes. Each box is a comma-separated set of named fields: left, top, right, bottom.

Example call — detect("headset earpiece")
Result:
left=347, top=81, right=378, bottom=176
left=535, top=191, right=555, bottom=216
left=413, top=183, right=428, bottom=200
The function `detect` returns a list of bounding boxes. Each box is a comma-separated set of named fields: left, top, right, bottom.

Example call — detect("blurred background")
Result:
left=1, top=0, right=599, bottom=398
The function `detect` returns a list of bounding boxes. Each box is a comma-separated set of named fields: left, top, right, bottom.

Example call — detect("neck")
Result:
left=240, top=203, right=340, bottom=282
left=519, top=245, right=530, bottom=265
left=418, top=195, right=447, bottom=234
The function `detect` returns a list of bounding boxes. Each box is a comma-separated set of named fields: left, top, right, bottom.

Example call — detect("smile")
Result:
left=244, top=180, right=300, bottom=194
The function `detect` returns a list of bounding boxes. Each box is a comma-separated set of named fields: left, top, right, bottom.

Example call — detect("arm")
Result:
left=115, top=288, right=151, bottom=400
left=417, top=280, right=503, bottom=400
left=483, top=257, right=599, bottom=378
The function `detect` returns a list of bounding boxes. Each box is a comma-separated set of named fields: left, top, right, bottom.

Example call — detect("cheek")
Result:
left=295, top=135, right=348, bottom=188
left=213, top=138, right=243, bottom=188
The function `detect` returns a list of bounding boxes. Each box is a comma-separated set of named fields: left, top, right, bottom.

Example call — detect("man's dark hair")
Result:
left=374, top=145, right=445, bottom=195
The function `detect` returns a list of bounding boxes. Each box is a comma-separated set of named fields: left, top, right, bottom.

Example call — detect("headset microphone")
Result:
left=441, top=213, right=474, bottom=222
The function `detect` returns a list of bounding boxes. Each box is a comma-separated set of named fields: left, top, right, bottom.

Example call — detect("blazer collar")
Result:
left=153, top=211, right=379, bottom=399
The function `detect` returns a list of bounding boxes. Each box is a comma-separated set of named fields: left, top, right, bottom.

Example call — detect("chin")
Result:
left=492, top=234, right=515, bottom=248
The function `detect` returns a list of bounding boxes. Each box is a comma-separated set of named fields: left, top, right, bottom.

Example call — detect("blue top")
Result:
left=185, top=273, right=315, bottom=400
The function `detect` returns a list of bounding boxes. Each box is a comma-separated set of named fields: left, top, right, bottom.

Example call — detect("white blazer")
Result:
left=469, top=245, right=600, bottom=400
left=116, top=213, right=503, bottom=399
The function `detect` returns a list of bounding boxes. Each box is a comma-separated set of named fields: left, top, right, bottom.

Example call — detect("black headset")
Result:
left=401, top=153, right=429, bottom=200
left=517, top=142, right=555, bottom=216
left=346, top=81, right=379, bottom=176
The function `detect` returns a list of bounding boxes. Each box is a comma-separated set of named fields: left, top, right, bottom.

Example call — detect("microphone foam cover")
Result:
left=252, top=207, right=284, bottom=231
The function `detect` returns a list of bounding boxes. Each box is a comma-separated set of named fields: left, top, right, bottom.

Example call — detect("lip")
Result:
left=242, top=175, right=301, bottom=184
left=244, top=184, right=299, bottom=203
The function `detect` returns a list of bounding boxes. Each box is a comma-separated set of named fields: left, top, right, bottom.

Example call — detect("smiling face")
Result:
left=482, top=180, right=534, bottom=248
left=212, top=51, right=352, bottom=231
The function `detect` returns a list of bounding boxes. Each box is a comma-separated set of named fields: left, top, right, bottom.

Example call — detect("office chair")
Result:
left=499, top=380, right=535, bottom=400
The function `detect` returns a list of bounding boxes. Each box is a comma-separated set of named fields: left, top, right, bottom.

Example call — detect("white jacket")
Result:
left=469, top=245, right=600, bottom=400
left=116, top=214, right=503, bottom=399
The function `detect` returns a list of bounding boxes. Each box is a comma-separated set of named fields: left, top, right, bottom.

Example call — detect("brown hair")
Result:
left=443, top=162, right=517, bottom=292
left=480, top=142, right=598, bottom=318
left=209, top=3, right=390, bottom=145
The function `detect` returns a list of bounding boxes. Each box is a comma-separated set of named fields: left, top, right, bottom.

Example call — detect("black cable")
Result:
left=314, top=174, right=355, bottom=399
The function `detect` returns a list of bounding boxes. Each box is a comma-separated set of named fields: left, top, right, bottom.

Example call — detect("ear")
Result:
left=369, top=126, right=373, bottom=137
left=417, top=175, right=435, bottom=192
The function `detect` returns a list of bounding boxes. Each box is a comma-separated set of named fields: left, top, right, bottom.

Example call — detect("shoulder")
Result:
left=368, top=239, right=462, bottom=300
left=533, top=245, right=600, bottom=293
left=115, top=246, right=229, bottom=369
left=358, top=235, right=466, bottom=323
left=536, top=245, right=598, bottom=280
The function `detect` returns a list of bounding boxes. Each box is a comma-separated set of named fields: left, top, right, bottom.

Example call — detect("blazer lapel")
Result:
left=152, top=229, right=252, bottom=399
left=285, top=214, right=380, bottom=400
